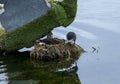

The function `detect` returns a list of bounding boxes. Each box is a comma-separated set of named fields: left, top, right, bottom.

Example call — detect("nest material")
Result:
left=0, top=29, right=5, bottom=42
left=0, top=29, right=6, bottom=50
left=30, top=38, right=83, bottom=61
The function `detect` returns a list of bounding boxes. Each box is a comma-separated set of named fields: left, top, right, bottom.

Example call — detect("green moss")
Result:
left=59, top=0, right=77, bottom=26
left=4, top=9, right=60, bottom=51
left=2, top=0, right=77, bottom=51
left=0, top=29, right=6, bottom=43
left=0, top=6, right=2, bottom=10
left=53, top=4, right=67, bottom=25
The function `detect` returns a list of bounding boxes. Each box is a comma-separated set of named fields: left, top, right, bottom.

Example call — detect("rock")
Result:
left=0, top=0, right=77, bottom=51
left=0, top=0, right=50, bottom=32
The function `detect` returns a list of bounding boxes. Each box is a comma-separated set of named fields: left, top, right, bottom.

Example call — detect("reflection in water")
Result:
left=0, top=54, right=81, bottom=84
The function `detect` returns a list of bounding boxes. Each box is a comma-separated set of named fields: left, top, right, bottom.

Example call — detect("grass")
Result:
left=2, top=0, right=77, bottom=51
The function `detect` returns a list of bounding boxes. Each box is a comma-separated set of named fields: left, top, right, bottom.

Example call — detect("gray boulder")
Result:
left=0, top=0, right=50, bottom=32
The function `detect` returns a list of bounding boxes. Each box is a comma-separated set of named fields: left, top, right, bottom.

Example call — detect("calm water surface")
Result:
left=1, top=0, right=120, bottom=84
left=54, top=0, right=120, bottom=84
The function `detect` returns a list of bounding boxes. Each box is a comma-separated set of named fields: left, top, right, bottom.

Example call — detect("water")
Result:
left=1, top=0, right=120, bottom=84
left=54, top=0, right=120, bottom=84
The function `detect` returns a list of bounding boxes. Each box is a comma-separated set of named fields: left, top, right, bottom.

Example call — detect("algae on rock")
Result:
left=0, top=0, right=77, bottom=52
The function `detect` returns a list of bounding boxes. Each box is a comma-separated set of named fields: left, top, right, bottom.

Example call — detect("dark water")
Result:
left=1, top=0, right=120, bottom=84
left=0, top=54, right=81, bottom=84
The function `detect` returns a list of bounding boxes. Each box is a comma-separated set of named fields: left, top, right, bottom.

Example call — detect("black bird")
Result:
left=66, top=32, right=76, bottom=44
left=40, top=32, right=56, bottom=44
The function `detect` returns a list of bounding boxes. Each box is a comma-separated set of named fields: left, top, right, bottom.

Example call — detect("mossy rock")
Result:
left=0, top=0, right=77, bottom=52
left=0, top=29, right=5, bottom=42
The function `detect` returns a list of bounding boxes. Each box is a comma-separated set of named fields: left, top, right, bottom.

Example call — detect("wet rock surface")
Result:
left=0, top=0, right=50, bottom=32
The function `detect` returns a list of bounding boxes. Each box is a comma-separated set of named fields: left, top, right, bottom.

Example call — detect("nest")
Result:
left=30, top=38, right=83, bottom=61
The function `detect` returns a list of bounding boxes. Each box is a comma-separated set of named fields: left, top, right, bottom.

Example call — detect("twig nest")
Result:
left=0, top=29, right=6, bottom=50
left=30, top=38, right=84, bottom=61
